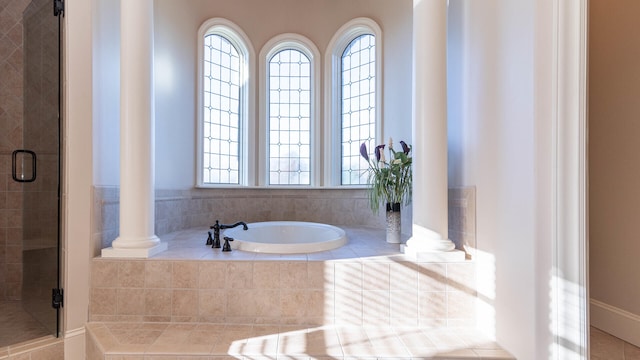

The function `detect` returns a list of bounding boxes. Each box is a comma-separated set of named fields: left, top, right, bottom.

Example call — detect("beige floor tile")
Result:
left=626, top=341, right=640, bottom=360
left=473, top=348, right=516, bottom=359
left=423, top=328, right=468, bottom=351
left=242, top=334, right=279, bottom=356
left=406, top=346, right=440, bottom=358
left=590, top=327, right=624, bottom=360
left=396, top=328, right=437, bottom=349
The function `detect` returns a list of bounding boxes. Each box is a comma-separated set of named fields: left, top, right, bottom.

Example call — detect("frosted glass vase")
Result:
left=386, top=202, right=401, bottom=243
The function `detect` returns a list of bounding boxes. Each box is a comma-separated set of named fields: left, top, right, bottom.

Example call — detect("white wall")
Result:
left=92, top=0, right=413, bottom=189
left=447, top=0, right=587, bottom=357
left=92, top=0, right=120, bottom=186
left=589, top=0, right=640, bottom=345
left=447, top=0, right=540, bottom=358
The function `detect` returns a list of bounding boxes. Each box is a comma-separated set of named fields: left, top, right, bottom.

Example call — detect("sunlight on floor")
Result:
left=225, top=324, right=512, bottom=359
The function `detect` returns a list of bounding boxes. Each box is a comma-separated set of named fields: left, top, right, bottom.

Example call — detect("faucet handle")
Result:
left=222, top=237, right=233, bottom=252
left=206, top=231, right=213, bottom=246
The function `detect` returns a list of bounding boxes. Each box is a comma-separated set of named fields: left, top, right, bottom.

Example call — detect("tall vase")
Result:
left=386, top=202, right=401, bottom=244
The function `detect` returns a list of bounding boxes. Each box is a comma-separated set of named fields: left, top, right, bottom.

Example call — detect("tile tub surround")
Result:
left=448, top=187, right=476, bottom=253
left=92, top=186, right=476, bottom=257
left=90, top=227, right=477, bottom=327
left=92, top=187, right=414, bottom=255
left=88, top=227, right=508, bottom=359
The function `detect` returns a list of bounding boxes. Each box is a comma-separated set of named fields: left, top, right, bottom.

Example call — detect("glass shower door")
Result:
left=16, top=0, right=62, bottom=337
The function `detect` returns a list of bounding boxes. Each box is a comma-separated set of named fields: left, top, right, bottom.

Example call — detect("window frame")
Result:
left=196, top=18, right=256, bottom=187
left=324, top=18, right=383, bottom=186
left=259, top=34, right=322, bottom=187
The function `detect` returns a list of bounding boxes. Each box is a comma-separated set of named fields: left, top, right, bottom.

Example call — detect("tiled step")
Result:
left=86, top=322, right=515, bottom=359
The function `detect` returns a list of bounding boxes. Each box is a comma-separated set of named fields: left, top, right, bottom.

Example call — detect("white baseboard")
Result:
left=64, top=326, right=86, bottom=360
left=590, top=298, right=640, bottom=347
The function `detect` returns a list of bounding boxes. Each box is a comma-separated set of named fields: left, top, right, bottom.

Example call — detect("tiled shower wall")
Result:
left=0, top=0, right=58, bottom=302
left=92, top=186, right=476, bottom=256
left=21, top=0, right=60, bottom=335
left=0, top=0, right=31, bottom=301
left=22, top=0, right=59, bottom=251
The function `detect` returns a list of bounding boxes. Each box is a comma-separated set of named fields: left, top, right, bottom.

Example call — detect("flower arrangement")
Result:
left=360, top=138, right=412, bottom=213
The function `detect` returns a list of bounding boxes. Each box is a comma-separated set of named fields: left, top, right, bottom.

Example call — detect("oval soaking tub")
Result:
left=222, top=221, right=347, bottom=254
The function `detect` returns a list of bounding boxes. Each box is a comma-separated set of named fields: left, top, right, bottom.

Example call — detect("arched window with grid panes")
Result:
left=259, top=34, right=321, bottom=186
left=197, top=18, right=255, bottom=186
left=325, top=18, right=382, bottom=186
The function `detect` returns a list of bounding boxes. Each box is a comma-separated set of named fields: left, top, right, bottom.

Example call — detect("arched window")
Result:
left=197, top=18, right=255, bottom=186
left=325, top=18, right=382, bottom=186
left=260, top=34, right=321, bottom=186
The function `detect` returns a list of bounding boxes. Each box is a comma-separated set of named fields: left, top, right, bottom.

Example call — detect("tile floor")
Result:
left=0, top=300, right=49, bottom=348
left=86, top=322, right=515, bottom=359
left=591, top=326, right=640, bottom=360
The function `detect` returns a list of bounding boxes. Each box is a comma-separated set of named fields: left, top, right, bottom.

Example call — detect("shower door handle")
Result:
left=12, top=149, right=37, bottom=183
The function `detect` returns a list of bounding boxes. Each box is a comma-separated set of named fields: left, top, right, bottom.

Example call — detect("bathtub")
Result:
left=222, top=221, right=347, bottom=253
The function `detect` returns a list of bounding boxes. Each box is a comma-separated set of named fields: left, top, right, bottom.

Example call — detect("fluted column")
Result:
left=403, top=0, right=462, bottom=260
left=102, top=0, right=166, bottom=258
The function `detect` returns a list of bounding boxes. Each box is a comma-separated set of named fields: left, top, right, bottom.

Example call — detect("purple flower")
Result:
left=375, top=144, right=386, bottom=162
left=360, top=142, right=369, bottom=161
left=400, top=141, right=410, bottom=155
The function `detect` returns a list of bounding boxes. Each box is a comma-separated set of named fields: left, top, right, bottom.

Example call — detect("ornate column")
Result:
left=102, top=0, right=166, bottom=258
left=403, top=0, right=463, bottom=260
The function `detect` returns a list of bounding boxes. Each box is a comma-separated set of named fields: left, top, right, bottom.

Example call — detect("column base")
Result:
left=101, top=242, right=167, bottom=258
left=402, top=225, right=466, bottom=261
left=401, top=243, right=466, bottom=262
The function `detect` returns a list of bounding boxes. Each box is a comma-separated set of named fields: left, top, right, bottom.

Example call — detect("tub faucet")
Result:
left=210, top=220, right=248, bottom=249
left=220, top=221, right=248, bottom=231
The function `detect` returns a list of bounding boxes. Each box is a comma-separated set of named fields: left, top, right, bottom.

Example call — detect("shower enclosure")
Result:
left=0, top=0, right=61, bottom=347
